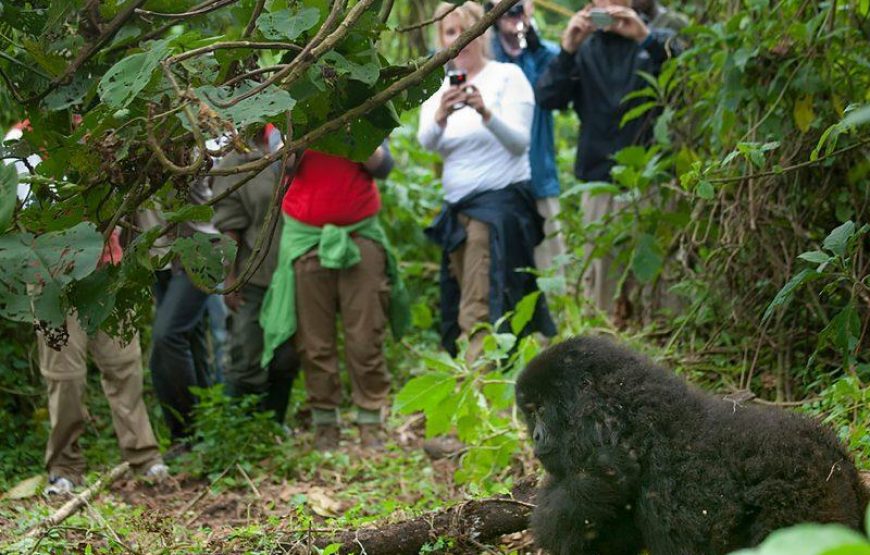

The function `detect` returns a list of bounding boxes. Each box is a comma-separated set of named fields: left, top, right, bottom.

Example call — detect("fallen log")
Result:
left=281, top=477, right=538, bottom=555
left=25, top=461, right=130, bottom=539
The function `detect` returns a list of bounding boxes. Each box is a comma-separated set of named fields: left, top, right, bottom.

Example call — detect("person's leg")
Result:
left=204, top=294, right=228, bottom=383
left=582, top=192, right=617, bottom=314
left=534, top=196, right=567, bottom=278
left=293, top=248, right=341, bottom=447
left=338, top=237, right=391, bottom=424
left=149, top=269, right=210, bottom=441
left=89, top=329, right=164, bottom=472
left=224, top=284, right=300, bottom=424
left=450, top=214, right=491, bottom=363
left=38, top=315, right=90, bottom=484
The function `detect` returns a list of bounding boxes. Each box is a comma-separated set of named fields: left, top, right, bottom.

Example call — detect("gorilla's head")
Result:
left=516, top=336, right=642, bottom=478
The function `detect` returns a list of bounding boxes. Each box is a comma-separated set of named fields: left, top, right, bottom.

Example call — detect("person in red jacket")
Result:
left=261, top=142, right=407, bottom=450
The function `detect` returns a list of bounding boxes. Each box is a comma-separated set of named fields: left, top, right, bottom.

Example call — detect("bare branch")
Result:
left=167, top=41, right=303, bottom=65
left=397, top=3, right=457, bottom=33
left=135, top=0, right=238, bottom=18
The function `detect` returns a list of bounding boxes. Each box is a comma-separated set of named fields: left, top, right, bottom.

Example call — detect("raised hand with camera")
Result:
left=606, top=5, right=650, bottom=43
left=561, top=5, right=595, bottom=54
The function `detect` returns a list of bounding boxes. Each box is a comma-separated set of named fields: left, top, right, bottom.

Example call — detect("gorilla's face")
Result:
left=517, top=390, right=572, bottom=477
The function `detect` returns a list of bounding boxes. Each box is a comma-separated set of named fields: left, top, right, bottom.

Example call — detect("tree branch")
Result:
left=135, top=0, right=238, bottom=18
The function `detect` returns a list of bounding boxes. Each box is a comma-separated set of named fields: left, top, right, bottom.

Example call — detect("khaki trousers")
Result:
left=293, top=236, right=391, bottom=412
left=38, top=315, right=161, bottom=479
left=582, top=192, right=622, bottom=315
left=534, top=196, right=567, bottom=276
left=448, top=214, right=491, bottom=363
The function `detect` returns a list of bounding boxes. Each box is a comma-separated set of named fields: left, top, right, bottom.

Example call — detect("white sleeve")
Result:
left=483, top=67, right=532, bottom=155
left=417, top=93, right=445, bottom=151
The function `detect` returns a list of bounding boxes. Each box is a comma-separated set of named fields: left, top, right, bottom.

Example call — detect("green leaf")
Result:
left=43, top=73, right=94, bottom=111
left=620, top=101, right=658, bottom=128
left=631, top=233, right=663, bottom=284
left=320, top=543, right=342, bottom=555
left=696, top=180, right=715, bottom=199
left=256, top=6, right=320, bottom=41
left=98, top=40, right=171, bottom=109
left=394, top=372, right=456, bottom=414
left=164, top=204, right=214, bottom=224
left=171, top=232, right=236, bottom=291
left=194, top=82, right=297, bottom=128
left=736, top=523, right=868, bottom=555
left=821, top=305, right=860, bottom=353
left=762, top=268, right=818, bottom=323
left=510, top=291, right=540, bottom=336
left=793, top=95, right=815, bottom=133
left=410, top=301, right=433, bottom=329
left=822, top=221, right=855, bottom=258
left=797, top=251, right=832, bottom=265
left=842, top=105, right=870, bottom=128
left=319, top=51, right=380, bottom=86
left=0, top=222, right=103, bottom=325
left=0, top=163, right=18, bottom=230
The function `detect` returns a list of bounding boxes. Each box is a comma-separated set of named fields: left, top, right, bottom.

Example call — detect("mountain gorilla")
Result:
left=516, top=336, right=868, bottom=555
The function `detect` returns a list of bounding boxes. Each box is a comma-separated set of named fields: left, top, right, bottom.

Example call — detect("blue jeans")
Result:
left=151, top=269, right=212, bottom=440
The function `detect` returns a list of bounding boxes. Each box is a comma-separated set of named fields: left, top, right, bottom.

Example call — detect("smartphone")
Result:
left=589, top=9, right=613, bottom=29
left=448, top=69, right=467, bottom=87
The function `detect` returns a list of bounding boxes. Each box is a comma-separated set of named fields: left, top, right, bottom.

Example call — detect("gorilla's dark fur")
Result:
left=515, top=336, right=868, bottom=555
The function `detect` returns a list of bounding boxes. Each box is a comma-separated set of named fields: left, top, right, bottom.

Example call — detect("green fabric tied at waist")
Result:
left=259, top=215, right=410, bottom=368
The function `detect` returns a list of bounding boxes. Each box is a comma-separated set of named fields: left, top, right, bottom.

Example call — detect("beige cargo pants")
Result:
left=38, top=315, right=162, bottom=480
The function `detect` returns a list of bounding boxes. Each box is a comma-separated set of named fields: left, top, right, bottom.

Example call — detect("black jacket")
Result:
left=425, top=182, right=556, bottom=355
left=535, top=29, right=679, bottom=181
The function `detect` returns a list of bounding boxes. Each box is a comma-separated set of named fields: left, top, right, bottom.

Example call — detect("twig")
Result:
left=177, top=461, right=235, bottom=522
left=24, top=462, right=130, bottom=539
left=236, top=463, right=262, bottom=498
left=136, top=0, right=238, bottom=18
left=709, top=137, right=870, bottom=184
left=397, top=4, right=458, bottom=33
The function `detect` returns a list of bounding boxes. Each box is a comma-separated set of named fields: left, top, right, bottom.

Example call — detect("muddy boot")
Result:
left=358, top=424, right=385, bottom=449
left=313, top=424, right=340, bottom=451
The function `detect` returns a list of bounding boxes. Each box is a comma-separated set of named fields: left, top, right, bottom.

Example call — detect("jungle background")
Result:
left=0, top=0, right=868, bottom=553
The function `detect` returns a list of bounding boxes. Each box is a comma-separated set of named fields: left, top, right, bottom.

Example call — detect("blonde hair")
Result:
left=433, top=1, right=491, bottom=58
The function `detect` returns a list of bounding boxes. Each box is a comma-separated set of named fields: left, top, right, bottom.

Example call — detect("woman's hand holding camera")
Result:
left=435, top=87, right=467, bottom=127
left=435, top=84, right=490, bottom=126
left=463, top=85, right=491, bottom=122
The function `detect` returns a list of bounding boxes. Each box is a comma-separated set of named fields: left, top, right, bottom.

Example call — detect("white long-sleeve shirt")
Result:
left=418, top=61, right=533, bottom=203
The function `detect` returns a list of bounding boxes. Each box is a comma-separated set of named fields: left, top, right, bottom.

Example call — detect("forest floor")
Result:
left=0, top=417, right=540, bottom=554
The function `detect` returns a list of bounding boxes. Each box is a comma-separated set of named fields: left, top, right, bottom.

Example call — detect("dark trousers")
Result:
left=225, top=284, right=300, bottom=424
left=151, top=269, right=211, bottom=440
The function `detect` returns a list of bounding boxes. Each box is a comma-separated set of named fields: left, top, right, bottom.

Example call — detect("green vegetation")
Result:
left=1, top=0, right=868, bottom=553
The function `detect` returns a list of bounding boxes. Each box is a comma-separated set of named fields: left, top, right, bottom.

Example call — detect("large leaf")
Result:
left=761, top=268, right=818, bottom=323
left=194, top=82, right=297, bottom=128
left=256, top=6, right=320, bottom=41
left=510, top=291, right=540, bottom=336
left=98, top=40, right=171, bottom=109
left=822, top=221, right=855, bottom=258
left=171, top=232, right=236, bottom=291
left=394, top=372, right=456, bottom=414
left=728, top=523, right=868, bottom=555
left=0, top=222, right=103, bottom=325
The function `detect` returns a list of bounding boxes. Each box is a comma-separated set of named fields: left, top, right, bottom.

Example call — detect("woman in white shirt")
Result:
left=418, top=1, right=555, bottom=362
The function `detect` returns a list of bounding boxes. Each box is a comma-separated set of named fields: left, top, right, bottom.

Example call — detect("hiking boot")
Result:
left=422, top=436, right=465, bottom=460
left=358, top=424, right=385, bottom=449
left=313, top=424, right=340, bottom=451
left=143, top=462, right=170, bottom=482
left=44, top=476, right=75, bottom=496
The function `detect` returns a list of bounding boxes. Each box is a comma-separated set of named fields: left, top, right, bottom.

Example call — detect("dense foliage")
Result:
left=0, top=0, right=868, bottom=553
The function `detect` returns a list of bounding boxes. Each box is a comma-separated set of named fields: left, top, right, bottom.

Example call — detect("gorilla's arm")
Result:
left=532, top=457, right=643, bottom=555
